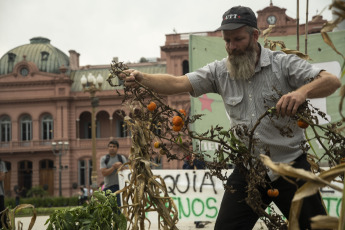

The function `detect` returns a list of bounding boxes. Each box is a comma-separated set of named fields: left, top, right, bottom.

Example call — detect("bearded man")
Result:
left=120, top=6, right=340, bottom=229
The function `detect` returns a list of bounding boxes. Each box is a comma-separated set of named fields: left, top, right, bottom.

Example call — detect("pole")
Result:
left=80, top=73, right=103, bottom=189
left=52, top=141, right=68, bottom=197
left=305, top=0, right=309, bottom=54
left=296, top=0, right=300, bottom=51
left=91, top=93, right=97, bottom=188
left=59, top=152, right=62, bottom=197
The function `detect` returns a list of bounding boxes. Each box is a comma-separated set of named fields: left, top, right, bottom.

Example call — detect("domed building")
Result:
left=0, top=37, right=190, bottom=197
left=0, top=37, right=69, bottom=75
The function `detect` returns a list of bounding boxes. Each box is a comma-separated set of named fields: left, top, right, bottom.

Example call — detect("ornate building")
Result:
left=0, top=37, right=189, bottom=197
left=257, top=2, right=327, bottom=36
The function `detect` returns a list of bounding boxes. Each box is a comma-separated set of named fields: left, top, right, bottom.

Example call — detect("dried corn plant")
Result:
left=0, top=204, right=37, bottom=230
left=109, top=61, right=190, bottom=230
left=261, top=155, right=345, bottom=230
left=320, top=0, right=345, bottom=124
left=262, top=25, right=311, bottom=60
left=320, top=0, right=345, bottom=62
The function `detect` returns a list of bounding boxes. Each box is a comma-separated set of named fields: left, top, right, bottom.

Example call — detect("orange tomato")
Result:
left=172, top=125, right=182, bottom=132
left=172, top=116, right=183, bottom=126
left=179, top=109, right=186, bottom=117
left=267, top=188, right=279, bottom=197
left=154, top=141, right=160, bottom=148
left=147, top=101, right=157, bottom=111
left=297, top=119, right=309, bottom=129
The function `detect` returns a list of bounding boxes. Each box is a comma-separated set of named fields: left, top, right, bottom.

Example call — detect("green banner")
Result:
left=189, top=31, right=345, bottom=161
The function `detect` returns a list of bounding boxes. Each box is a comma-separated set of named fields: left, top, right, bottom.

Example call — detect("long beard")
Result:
left=226, top=40, right=257, bottom=80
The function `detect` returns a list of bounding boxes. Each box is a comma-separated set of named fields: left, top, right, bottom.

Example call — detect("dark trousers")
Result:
left=103, top=184, right=121, bottom=208
left=215, top=154, right=327, bottom=230
left=0, top=195, right=7, bottom=229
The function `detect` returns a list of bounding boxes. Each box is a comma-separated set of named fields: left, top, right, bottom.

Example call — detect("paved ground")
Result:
left=15, top=216, right=267, bottom=229
left=15, top=216, right=215, bottom=230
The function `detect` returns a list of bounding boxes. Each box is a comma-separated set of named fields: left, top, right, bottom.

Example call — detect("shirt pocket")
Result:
left=261, top=91, right=278, bottom=109
left=224, top=95, right=244, bottom=120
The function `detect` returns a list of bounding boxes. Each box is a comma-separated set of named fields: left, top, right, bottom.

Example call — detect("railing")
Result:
left=0, top=140, right=53, bottom=153
left=0, top=137, right=133, bottom=154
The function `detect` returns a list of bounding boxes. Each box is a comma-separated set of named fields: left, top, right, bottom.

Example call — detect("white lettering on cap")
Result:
left=225, top=14, right=238, bottom=19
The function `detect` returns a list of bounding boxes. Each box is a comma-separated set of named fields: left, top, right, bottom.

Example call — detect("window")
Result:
left=7, top=53, right=16, bottom=73
left=41, top=115, right=53, bottom=140
left=20, top=115, right=32, bottom=141
left=41, top=51, right=49, bottom=72
left=83, top=120, right=100, bottom=139
left=88, top=159, right=92, bottom=185
left=78, top=160, right=86, bottom=186
left=0, top=116, right=11, bottom=142
left=116, top=120, right=130, bottom=137
left=20, top=67, right=29, bottom=77
left=182, top=60, right=189, bottom=75
left=78, top=159, right=92, bottom=187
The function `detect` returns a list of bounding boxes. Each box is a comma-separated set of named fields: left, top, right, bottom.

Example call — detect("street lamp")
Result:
left=52, top=141, right=69, bottom=196
left=81, top=73, right=103, bottom=189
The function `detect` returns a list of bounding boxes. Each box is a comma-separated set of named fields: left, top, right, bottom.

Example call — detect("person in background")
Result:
left=0, top=159, right=8, bottom=229
left=100, top=181, right=105, bottom=191
left=100, top=140, right=127, bottom=208
left=182, top=153, right=206, bottom=228
left=183, top=153, right=205, bottom=170
left=151, top=152, right=162, bottom=169
left=78, top=186, right=88, bottom=205
left=14, top=185, right=23, bottom=207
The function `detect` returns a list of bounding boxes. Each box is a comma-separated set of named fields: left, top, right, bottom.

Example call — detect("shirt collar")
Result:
left=255, top=43, right=271, bottom=72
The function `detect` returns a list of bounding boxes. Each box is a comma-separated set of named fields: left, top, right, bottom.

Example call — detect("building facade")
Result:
left=0, top=37, right=190, bottom=197
left=257, top=2, right=327, bottom=36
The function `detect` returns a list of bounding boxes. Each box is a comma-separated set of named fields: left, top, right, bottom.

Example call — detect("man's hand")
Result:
left=112, top=162, right=122, bottom=170
left=276, top=71, right=341, bottom=117
left=276, top=91, right=306, bottom=117
left=119, top=69, right=143, bottom=88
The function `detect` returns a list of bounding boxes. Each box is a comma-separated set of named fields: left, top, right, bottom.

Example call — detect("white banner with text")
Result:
left=118, top=169, right=343, bottom=222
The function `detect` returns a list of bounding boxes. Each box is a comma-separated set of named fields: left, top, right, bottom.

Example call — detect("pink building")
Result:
left=0, top=37, right=190, bottom=197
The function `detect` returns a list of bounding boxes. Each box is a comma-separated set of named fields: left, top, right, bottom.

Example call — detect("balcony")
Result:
left=0, top=137, right=133, bottom=154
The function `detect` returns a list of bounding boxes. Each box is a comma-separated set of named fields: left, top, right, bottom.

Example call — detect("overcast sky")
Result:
left=0, top=0, right=334, bottom=66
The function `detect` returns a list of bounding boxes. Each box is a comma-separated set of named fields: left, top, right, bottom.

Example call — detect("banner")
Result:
left=118, top=169, right=343, bottom=222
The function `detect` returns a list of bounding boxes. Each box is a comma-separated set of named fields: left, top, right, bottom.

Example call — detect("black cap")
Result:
left=216, top=6, right=257, bottom=31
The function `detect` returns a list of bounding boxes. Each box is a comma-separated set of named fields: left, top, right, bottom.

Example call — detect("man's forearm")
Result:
left=138, top=73, right=193, bottom=95
left=101, top=166, right=115, bottom=177
left=297, top=71, right=341, bottom=99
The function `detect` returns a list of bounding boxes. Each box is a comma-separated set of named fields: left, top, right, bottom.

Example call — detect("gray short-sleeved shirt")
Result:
left=100, top=154, right=127, bottom=188
left=0, top=161, right=7, bottom=196
left=187, top=44, right=321, bottom=179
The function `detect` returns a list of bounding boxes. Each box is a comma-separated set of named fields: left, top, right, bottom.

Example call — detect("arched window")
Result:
left=41, top=114, right=53, bottom=140
left=182, top=60, right=189, bottom=75
left=20, top=115, right=32, bottom=141
left=116, top=120, right=130, bottom=137
left=0, top=116, right=11, bottom=142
